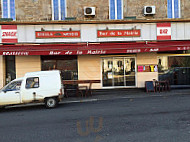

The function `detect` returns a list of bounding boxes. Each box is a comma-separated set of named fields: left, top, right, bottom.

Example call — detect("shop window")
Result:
left=167, top=0, right=180, bottom=18
left=2, top=0, right=16, bottom=20
left=109, top=0, right=123, bottom=20
left=107, top=61, right=113, bottom=68
left=52, top=0, right=66, bottom=20
left=158, top=56, right=190, bottom=85
left=102, top=57, right=136, bottom=87
left=41, top=56, right=78, bottom=80
left=26, top=77, right=39, bottom=89
left=117, top=61, right=122, bottom=67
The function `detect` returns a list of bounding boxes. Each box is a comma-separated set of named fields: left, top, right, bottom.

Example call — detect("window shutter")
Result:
left=117, top=0, right=122, bottom=19
left=167, top=0, right=172, bottom=18
left=110, top=0, right=115, bottom=19
left=174, top=0, right=179, bottom=18
left=10, top=0, right=15, bottom=20
left=53, top=0, right=59, bottom=20
left=60, top=0, right=65, bottom=20
left=2, top=0, right=8, bottom=18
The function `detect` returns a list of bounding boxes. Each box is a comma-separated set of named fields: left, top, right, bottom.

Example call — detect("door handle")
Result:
left=15, top=92, right=20, bottom=94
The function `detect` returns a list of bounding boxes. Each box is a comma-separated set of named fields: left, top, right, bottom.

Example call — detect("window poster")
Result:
left=138, top=65, right=158, bottom=72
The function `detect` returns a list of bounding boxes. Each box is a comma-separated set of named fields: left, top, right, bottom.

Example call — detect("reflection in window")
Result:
left=102, top=57, right=136, bottom=87
left=158, top=56, right=190, bottom=85
left=2, top=0, right=16, bottom=20
left=4, top=81, right=22, bottom=91
left=52, top=0, right=66, bottom=20
left=26, top=77, right=39, bottom=89
left=109, top=0, right=123, bottom=20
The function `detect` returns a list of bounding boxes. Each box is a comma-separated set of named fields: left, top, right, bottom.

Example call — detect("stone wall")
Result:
left=0, top=0, right=189, bottom=21
left=15, top=0, right=51, bottom=21
left=124, top=0, right=167, bottom=19
left=181, top=0, right=190, bottom=19
left=67, top=0, right=109, bottom=20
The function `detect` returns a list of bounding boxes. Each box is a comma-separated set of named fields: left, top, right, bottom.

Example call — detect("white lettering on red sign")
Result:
left=77, top=50, right=83, bottom=55
left=65, top=51, right=73, bottom=55
left=126, top=49, right=141, bottom=53
left=49, top=51, right=61, bottom=55
left=87, top=50, right=106, bottom=54
left=3, top=52, right=29, bottom=55
left=149, top=48, right=159, bottom=52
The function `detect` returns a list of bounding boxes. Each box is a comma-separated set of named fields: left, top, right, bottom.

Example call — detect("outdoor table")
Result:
left=155, top=80, right=170, bottom=92
left=63, top=80, right=101, bottom=97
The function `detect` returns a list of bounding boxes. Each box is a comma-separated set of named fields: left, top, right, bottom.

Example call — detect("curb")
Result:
left=60, top=92, right=186, bottom=104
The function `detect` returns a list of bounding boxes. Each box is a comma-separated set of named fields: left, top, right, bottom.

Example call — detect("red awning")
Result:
left=0, top=40, right=190, bottom=55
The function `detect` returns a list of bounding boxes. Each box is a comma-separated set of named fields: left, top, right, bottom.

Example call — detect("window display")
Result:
left=102, top=57, right=136, bottom=87
left=158, top=56, right=190, bottom=85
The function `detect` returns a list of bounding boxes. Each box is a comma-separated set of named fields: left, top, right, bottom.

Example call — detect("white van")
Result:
left=0, top=70, right=64, bottom=108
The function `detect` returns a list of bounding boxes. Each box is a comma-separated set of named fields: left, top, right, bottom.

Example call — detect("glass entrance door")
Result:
left=102, top=57, right=136, bottom=87
left=125, top=58, right=136, bottom=86
left=113, top=58, right=124, bottom=86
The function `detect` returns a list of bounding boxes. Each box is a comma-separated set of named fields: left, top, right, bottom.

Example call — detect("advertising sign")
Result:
left=157, top=23, right=171, bottom=40
left=97, top=29, right=141, bottom=38
left=1, top=25, right=18, bottom=43
left=35, top=31, right=80, bottom=39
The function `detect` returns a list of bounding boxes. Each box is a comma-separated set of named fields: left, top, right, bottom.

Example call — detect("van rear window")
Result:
left=25, top=77, right=39, bottom=89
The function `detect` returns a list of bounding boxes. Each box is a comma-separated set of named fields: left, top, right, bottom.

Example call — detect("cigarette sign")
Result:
left=1, top=25, right=18, bottom=43
left=157, top=23, right=171, bottom=40
left=35, top=31, right=80, bottom=39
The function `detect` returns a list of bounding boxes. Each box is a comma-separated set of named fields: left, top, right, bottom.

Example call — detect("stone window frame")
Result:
left=109, top=0, right=123, bottom=20
left=51, top=0, right=67, bottom=20
left=1, top=0, right=16, bottom=20
left=167, top=0, right=181, bottom=18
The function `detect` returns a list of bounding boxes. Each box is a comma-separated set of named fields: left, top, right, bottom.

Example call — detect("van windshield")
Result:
left=2, top=80, right=22, bottom=92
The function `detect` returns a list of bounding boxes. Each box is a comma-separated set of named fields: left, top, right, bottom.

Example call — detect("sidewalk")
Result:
left=61, top=88, right=190, bottom=104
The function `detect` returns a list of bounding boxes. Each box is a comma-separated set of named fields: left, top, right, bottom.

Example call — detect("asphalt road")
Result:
left=0, top=95, right=190, bottom=142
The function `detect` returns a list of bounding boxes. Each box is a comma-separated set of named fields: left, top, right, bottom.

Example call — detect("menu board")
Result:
left=145, top=81, right=155, bottom=92
left=137, top=65, right=158, bottom=72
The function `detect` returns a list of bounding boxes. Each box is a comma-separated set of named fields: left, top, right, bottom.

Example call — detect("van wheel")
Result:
left=45, top=98, right=58, bottom=108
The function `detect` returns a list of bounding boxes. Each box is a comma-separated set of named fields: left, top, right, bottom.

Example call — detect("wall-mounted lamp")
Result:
left=41, top=28, right=45, bottom=31
left=132, top=26, right=136, bottom=30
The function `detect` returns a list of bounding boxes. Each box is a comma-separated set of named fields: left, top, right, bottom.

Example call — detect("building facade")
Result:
left=0, top=0, right=190, bottom=89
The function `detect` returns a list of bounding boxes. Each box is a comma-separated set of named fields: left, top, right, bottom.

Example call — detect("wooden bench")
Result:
left=63, top=80, right=101, bottom=97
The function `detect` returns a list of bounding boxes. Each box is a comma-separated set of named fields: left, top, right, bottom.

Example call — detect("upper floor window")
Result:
left=167, top=0, right=181, bottom=18
left=1, top=0, right=16, bottom=20
left=52, top=0, right=66, bottom=20
left=109, top=0, right=123, bottom=20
